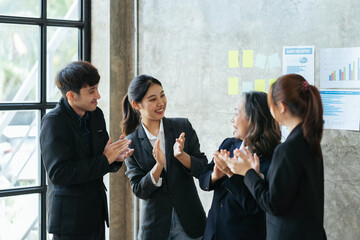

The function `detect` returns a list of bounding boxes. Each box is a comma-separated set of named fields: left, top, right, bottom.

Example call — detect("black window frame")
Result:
left=0, top=1, right=91, bottom=239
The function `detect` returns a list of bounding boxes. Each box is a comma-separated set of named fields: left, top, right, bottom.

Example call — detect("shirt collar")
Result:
left=61, top=97, right=89, bottom=122
left=70, top=106, right=89, bottom=125
left=142, top=119, right=164, bottom=141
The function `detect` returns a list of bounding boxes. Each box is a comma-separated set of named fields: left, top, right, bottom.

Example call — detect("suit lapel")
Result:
left=163, top=118, right=174, bottom=171
left=138, top=123, right=157, bottom=167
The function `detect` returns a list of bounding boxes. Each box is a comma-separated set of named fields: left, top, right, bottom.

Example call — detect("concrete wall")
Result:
left=136, top=0, right=360, bottom=239
left=92, top=0, right=360, bottom=239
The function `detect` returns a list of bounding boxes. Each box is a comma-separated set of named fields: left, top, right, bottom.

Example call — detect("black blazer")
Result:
left=244, top=124, right=326, bottom=240
left=40, top=97, right=122, bottom=235
left=199, top=138, right=271, bottom=240
left=125, top=117, right=207, bottom=240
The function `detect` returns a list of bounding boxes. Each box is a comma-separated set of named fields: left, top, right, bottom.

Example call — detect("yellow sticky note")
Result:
left=242, top=50, right=253, bottom=68
left=254, top=79, right=266, bottom=92
left=228, top=78, right=239, bottom=95
left=228, top=50, right=239, bottom=68
left=269, top=78, right=277, bottom=87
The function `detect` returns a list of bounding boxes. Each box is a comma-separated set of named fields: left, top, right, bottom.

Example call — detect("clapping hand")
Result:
left=153, top=139, right=166, bottom=167
left=173, top=132, right=191, bottom=168
left=115, top=135, right=134, bottom=162
left=225, top=146, right=261, bottom=177
left=213, top=150, right=234, bottom=178
left=173, top=132, right=185, bottom=158
left=103, top=135, right=132, bottom=164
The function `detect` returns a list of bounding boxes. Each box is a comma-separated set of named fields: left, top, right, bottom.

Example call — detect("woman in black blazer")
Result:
left=226, top=74, right=327, bottom=239
left=121, top=74, right=207, bottom=240
left=198, top=91, right=281, bottom=240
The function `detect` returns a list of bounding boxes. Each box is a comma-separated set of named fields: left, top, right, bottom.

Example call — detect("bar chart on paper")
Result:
left=320, top=90, right=360, bottom=130
left=320, top=47, right=360, bottom=88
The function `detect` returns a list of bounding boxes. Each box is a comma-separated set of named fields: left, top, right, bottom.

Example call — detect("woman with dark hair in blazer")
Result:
left=226, top=74, right=327, bottom=239
left=122, top=74, right=207, bottom=240
left=198, top=91, right=281, bottom=240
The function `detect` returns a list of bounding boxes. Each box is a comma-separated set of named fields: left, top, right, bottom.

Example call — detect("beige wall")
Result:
left=136, top=1, right=360, bottom=240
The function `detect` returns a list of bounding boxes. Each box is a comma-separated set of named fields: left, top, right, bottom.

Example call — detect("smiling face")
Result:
left=134, top=83, right=167, bottom=123
left=231, top=98, right=249, bottom=140
left=67, top=84, right=100, bottom=117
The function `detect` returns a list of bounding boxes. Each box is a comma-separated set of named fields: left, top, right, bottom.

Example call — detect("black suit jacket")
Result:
left=40, top=97, right=122, bottom=235
left=244, top=124, right=326, bottom=240
left=125, top=117, right=207, bottom=240
left=199, top=138, right=271, bottom=240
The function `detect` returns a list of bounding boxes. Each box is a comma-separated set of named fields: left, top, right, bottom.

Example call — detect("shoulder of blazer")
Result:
left=41, top=101, right=68, bottom=126
left=88, top=107, right=106, bottom=125
left=218, top=137, right=240, bottom=150
left=43, top=97, right=74, bottom=122
left=282, top=124, right=307, bottom=150
left=273, top=124, right=309, bottom=163
left=125, top=127, right=142, bottom=144
left=163, top=117, right=189, bottom=131
left=90, top=106, right=104, bottom=118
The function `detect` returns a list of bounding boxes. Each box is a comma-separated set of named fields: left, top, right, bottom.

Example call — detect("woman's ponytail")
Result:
left=269, top=74, right=324, bottom=157
left=302, top=85, right=323, bottom=157
left=122, top=94, right=140, bottom=136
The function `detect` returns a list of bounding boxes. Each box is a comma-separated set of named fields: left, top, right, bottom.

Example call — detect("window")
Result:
left=0, top=1, right=90, bottom=239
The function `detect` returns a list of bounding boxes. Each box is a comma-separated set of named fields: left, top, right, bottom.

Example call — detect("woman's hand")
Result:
left=173, top=132, right=191, bottom=169
left=224, top=148, right=252, bottom=176
left=211, top=151, right=226, bottom=184
left=153, top=139, right=166, bottom=167
left=225, top=146, right=261, bottom=177
left=213, top=150, right=234, bottom=178
left=173, top=132, right=185, bottom=158
left=211, top=164, right=225, bottom=184
left=242, top=147, right=261, bottom=176
left=151, top=139, right=165, bottom=184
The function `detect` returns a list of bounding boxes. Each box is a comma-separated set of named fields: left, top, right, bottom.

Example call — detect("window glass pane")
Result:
left=47, top=0, right=80, bottom=20
left=0, top=23, right=39, bottom=103
left=0, top=0, right=39, bottom=18
left=47, top=27, right=79, bottom=102
left=0, top=194, right=40, bottom=239
left=0, top=110, right=40, bottom=190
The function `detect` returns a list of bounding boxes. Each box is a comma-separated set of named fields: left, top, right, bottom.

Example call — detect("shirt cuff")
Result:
left=150, top=171, right=163, bottom=187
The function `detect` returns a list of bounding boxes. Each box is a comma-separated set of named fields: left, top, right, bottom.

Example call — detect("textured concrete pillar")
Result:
left=93, top=0, right=136, bottom=239
left=109, top=0, right=136, bottom=239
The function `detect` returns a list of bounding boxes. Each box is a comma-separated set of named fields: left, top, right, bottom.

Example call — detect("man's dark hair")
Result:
left=56, top=61, right=100, bottom=97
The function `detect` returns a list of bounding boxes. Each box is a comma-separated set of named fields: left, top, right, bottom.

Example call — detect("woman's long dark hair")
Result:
left=268, top=74, right=323, bottom=157
left=122, top=74, right=162, bottom=136
left=243, top=91, right=281, bottom=158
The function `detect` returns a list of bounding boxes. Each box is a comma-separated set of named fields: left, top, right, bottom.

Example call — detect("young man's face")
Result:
left=68, top=84, right=101, bottom=117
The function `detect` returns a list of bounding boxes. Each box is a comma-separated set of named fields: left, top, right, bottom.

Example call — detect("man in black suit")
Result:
left=40, top=61, right=133, bottom=240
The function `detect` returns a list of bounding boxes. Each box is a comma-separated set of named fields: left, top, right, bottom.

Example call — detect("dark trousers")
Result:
left=52, top=222, right=105, bottom=240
